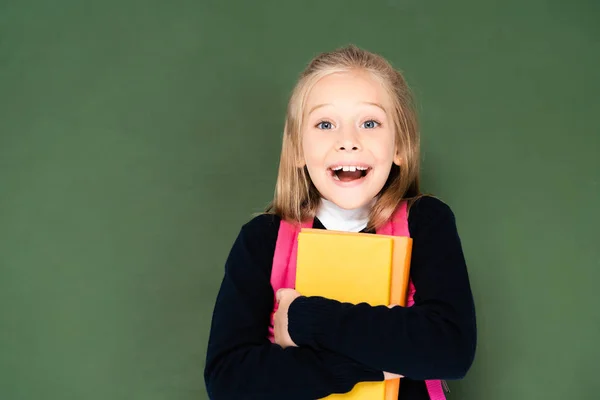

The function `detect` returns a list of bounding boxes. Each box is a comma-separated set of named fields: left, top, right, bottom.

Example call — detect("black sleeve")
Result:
left=203, top=215, right=383, bottom=400
left=287, top=197, right=477, bottom=381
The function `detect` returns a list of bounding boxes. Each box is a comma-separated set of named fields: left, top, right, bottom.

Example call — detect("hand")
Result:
left=273, top=288, right=302, bottom=348
left=383, top=371, right=403, bottom=380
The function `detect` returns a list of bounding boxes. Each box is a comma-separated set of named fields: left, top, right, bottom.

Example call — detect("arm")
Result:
left=287, top=197, right=477, bottom=381
left=204, top=215, right=382, bottom=400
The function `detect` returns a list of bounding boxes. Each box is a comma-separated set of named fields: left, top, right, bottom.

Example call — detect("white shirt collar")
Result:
left=316, top=198, right=373, bottom=232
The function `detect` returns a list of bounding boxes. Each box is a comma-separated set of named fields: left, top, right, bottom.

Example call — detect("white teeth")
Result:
left=333, top=174, right=340, bottom=181
left=331, top=165, right=368, bottom=171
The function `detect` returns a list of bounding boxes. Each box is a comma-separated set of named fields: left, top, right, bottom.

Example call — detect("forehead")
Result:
left=305, top=70, right=391, bottom=110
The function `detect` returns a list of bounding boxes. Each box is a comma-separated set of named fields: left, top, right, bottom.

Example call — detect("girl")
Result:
left=204, top=45, right=476, bottom=400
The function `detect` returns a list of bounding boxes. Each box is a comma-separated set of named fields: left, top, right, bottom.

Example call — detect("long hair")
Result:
left=266, top=44, right=422, bottom=230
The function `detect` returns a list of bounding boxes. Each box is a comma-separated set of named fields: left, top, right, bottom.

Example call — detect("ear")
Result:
left=393, top=149, right=402, bottom=167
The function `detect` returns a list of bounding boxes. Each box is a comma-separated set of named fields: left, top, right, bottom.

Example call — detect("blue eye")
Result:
left=362, top=120, right=380, bottom=129
left=316, top=121, right=333, bottom=130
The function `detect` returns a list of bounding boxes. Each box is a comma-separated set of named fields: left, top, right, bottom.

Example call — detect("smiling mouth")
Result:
left=328, top=165, right=372, bottom=182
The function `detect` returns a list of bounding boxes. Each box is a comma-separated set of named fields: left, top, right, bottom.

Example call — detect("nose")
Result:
left=336, top=128, right=362, bottom=152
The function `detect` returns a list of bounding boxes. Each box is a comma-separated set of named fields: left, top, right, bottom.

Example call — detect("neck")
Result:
left=316, top=198, right=373, bottom=232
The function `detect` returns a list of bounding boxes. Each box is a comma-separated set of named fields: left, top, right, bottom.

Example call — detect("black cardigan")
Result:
left=204, top=196, right=477, bottom=399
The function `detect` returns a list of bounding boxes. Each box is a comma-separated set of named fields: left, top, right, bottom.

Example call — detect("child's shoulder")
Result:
left=229, top=213, right=283, bottom=270
left=238, top=212, right=283, bottom=245
left=408, top=195, right=457, bottom=227
left=243, top=212, right=282, bottom=232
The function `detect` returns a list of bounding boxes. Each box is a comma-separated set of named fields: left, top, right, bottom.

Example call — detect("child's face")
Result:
left=301, top=70, right=400, bottom=210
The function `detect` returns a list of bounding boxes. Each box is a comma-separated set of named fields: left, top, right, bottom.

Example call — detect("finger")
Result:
left=276, top=288, right=286, bottom=302
left=383, top=371, right=403, bottom=380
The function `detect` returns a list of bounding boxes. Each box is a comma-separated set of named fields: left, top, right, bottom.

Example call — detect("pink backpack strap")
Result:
left=377, top=200, right=410, bottom=236
left=267, top=218, right=312, bottom=342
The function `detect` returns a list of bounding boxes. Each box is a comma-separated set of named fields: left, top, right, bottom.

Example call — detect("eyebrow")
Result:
left=308, top=102, right=387, bottom=115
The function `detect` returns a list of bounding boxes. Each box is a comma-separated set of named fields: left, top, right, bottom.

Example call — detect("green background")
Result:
left=1, top=1, right=599, bottom=399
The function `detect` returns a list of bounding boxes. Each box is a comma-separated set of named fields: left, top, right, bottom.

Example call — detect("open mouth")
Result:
left=328, top=165, right=372, bottom=182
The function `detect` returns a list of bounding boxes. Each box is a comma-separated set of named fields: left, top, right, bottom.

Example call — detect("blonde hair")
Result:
left=266, top=44, right=422, bottom=230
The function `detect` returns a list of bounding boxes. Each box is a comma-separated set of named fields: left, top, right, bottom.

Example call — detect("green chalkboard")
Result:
left=1, top=1, right=598, bottom=399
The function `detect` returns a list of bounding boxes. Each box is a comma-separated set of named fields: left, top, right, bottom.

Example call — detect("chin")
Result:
left=323, top=193, right=375, bottom=210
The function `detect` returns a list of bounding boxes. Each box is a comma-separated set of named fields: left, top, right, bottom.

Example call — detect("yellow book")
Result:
left=295, top=228, right=412, bottom=400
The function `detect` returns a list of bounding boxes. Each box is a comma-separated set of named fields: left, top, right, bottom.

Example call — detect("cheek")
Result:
left=370, top=138, right=396, bottom=162
left=300, top=133, right=314, bottom=165
left=382, top=131, right=398, bottom=160
left=302, top=142, right=316, bottom=165
left=302, top=132, right=327, bottom=164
